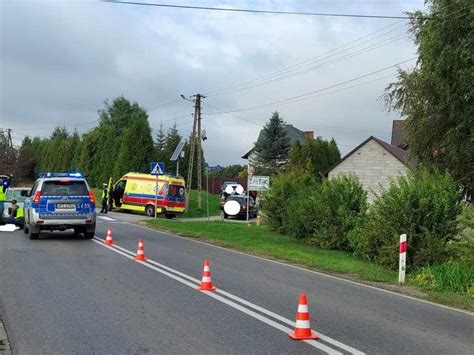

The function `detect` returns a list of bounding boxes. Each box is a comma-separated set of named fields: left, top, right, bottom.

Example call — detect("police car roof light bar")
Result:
left=38, top=171, right=83, bottom=178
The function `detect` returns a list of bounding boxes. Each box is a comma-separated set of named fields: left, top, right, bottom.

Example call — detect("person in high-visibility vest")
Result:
left=6, top=199, right=24, bottom=228
left=0, top=175, right=12, bottom=222
left=100, top=183, right=108, bottom=214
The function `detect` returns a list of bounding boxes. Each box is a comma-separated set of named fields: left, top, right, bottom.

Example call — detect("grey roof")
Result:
left=242, top=124, right=306, bottom=159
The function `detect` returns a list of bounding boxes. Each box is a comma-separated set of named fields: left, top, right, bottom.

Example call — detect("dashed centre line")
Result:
left=92, top=236, right=365, bottom=355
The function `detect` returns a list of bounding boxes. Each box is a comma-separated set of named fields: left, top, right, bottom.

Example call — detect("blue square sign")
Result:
left=150, top=162, right=165, bottom=175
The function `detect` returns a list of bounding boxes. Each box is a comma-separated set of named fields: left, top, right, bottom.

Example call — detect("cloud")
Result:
left=1, top=0, right=424, bottom=164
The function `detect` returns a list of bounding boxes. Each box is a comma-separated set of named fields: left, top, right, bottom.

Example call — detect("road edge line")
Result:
left=130, top=223, right=473, bottom=316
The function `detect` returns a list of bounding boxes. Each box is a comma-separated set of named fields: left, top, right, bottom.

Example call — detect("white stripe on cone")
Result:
left=204, top=266, right=210, bottom=272
left=295, top=320, right=311, bottom=328
left=201, top=276, right=211, bottom=282
left=297, top=305, right=309, bottom=313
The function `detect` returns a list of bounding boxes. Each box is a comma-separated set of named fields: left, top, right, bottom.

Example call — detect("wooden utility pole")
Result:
left=185, top=94, right=204, bottom=209
left=186, top=106, right=198, bottom=198
left=196, top=94, right=203, bottom=209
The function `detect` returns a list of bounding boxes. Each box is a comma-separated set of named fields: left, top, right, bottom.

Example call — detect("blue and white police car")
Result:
left=23, top=172, right=96, bottom=240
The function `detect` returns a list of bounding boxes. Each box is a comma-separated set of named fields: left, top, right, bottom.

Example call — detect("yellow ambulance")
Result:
left=111, top=172, right=186, bottom=218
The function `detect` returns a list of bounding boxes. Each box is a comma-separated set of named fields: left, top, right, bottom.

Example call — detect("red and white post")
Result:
left=399, top=234, right=407, bottom=285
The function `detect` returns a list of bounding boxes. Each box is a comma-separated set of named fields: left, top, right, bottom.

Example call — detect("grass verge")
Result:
left=146, top=220, right=473, bottom=311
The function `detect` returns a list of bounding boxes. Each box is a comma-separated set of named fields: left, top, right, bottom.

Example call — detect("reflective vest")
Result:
left=16, top=207, right=24, bottom=218
left=102, top=188, right=108, bottom=199
left=0, top=189, right=6, bottom=202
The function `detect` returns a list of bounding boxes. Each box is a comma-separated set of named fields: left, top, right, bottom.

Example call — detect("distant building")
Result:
left=391, top=119, right=408, bottom=150
left=241, top=124, right=313, bottom=174
left=325, top=136, right=415, bottom=202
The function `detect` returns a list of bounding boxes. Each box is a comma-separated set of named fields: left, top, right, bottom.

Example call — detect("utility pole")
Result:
left=183, top=94, right=205, bottom=209
left=196, top=94, right=203, bottom=209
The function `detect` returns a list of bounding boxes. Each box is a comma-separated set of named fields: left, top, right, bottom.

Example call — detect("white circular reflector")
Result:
left=224, top=200, right=241, bottom=216
left=224, top=184, right=244, bottom=195
left=235, top=185, right=244, bottom=195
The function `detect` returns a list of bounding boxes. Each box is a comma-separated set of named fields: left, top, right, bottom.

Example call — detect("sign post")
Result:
left=150, top=162, right=165, bottom=219
left=247, top=175, right=270, bottom=221
left=399, top=233, right=407, bottom=285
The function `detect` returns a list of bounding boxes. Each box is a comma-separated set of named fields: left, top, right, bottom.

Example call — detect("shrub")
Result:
left=310, top=175, right=367, bottom=250
left=412, top=263, right=474, bottom=296
left=260, top=173, right=308, bottom=233
left=349, top=167, right=461, bottom=269
left=450, top=204, right=474, bottom=267
left=265, top=173, right=367, bottom=249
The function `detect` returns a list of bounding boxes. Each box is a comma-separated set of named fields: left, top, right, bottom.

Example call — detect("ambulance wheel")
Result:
left=145, top=205, right=155, bottom=217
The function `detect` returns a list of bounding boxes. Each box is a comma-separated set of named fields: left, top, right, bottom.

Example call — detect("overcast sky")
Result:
left=1, top=0, right=425, bottom=166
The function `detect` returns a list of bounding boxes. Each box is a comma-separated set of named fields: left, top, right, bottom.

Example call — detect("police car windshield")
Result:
left=42, top=180, right=88, bottom=196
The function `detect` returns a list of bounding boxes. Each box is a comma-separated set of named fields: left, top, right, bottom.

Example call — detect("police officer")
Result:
left=0, top=175, right=12, bottom=221
left=100, top=183, right=108, bottom=214
left=6, top=199, right=24, bottom=228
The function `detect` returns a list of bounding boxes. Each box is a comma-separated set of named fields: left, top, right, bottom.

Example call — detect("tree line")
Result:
left=9, top=96, right=204, bottom=188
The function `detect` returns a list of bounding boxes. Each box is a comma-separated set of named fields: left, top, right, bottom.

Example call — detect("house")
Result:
left=391, top=119, right=408, bottom=150
left=242, top=124, right=314, bottom=173
left=325, top=136, right=415, bottom=202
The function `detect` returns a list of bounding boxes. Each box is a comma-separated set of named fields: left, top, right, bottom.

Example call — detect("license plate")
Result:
left=56, top=203, right=76, bottom=210
left=168, top=207, right=175, bottom=211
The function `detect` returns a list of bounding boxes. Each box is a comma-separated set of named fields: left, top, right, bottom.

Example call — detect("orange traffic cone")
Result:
left=134, top=239, right=147, bottom=261
left=197, top=259, right=216, bottom=291
left=288, top=294, right=318, bottom=340
left=104, top=227, right=113, bottom=246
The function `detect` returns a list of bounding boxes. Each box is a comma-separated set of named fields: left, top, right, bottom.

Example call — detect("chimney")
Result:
left=304, top=131, right=314, bottom=139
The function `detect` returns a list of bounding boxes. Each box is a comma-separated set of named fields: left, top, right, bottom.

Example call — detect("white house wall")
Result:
left=328, top=139, right=408, bottom=202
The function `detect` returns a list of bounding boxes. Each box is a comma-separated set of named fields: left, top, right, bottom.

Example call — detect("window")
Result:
left=168, top=185, right=185, bottom=198
left=42, top=181, right=88, bottom=196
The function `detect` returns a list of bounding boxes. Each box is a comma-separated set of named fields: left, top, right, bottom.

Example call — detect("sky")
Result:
left=0, top=0, right=426, bottom=166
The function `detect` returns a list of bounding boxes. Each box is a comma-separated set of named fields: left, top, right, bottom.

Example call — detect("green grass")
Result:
left=147, top=220, right=396, bottom=283
left=91, top=188, right=221, bottom=218
left=145, top=220, right=474, bottom=311
left=181, top=190, right=221, bottom=218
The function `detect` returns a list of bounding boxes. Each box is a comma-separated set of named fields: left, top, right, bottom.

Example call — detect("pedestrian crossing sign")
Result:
left=150, top=162, right=165, bottom=175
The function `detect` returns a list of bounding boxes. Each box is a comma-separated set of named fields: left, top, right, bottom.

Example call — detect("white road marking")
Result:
left=93, top=237, right=364, bottom=354
left=97, top=216, right=117, bottom=221
left=133, top=223, right=474, bottom=316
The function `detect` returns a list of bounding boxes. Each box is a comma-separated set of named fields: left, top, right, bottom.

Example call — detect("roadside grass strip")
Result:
left=92, top=236, right=365, bottom=355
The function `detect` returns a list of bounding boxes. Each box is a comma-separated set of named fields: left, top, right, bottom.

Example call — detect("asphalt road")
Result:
left=0, top=214, right=472, bottom=354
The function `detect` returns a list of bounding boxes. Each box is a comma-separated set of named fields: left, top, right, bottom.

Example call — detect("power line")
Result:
left=203, top=4, right=468, bottom=97
left=203, top=102, right=358, bottom=149
left=204, top=58, right=415, bottom=115
left=204, top=20, right=406, bottom=96
left=101, top=1, right=424, bottom=20
left=207, top=33, right=407, bottom=97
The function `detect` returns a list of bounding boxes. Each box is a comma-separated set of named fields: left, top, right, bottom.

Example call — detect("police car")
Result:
left=23, top=172, right=96, bottom=240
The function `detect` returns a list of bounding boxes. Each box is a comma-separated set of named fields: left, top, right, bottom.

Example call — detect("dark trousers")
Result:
left=100, top=198, right=108, bottom=213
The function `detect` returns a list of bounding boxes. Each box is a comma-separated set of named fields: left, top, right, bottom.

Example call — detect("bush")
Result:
left=450, top=204, right=474, bottom=267
left=309, top=175, right=367, bottom=250
left=412, top=263, right=474, bottom=296
left=349, top=168, right=461, bottom=269
left=263, top=173, right=367, bottom=250
left=260, top=173, right=306, bottom=234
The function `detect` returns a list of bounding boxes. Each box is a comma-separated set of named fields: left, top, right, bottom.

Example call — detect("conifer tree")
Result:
left=252, top=112, right=290, bottom=175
